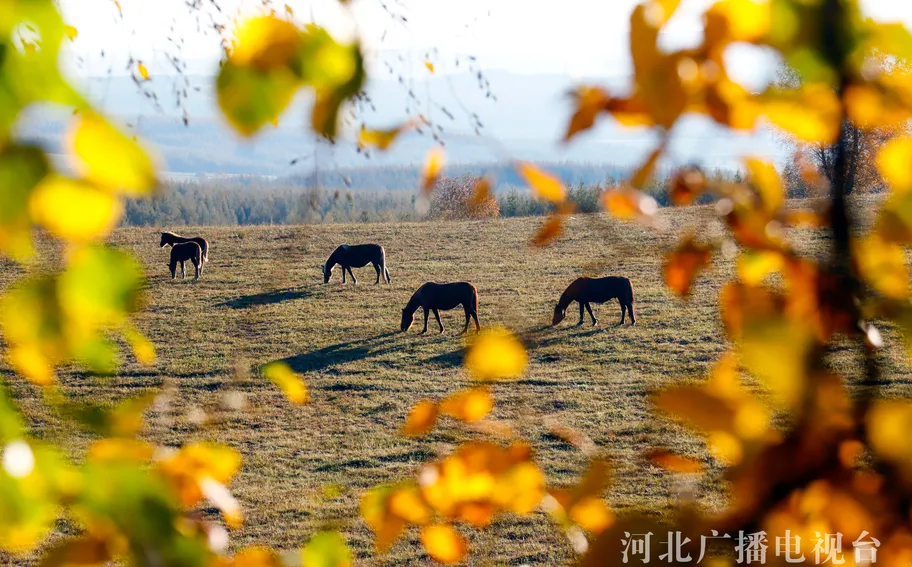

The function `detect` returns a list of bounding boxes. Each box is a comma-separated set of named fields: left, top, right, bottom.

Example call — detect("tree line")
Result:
left=123, top=166, right=760, bottom=227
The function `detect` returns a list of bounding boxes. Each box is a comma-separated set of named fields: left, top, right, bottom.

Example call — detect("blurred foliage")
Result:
left=5, top=0, right=912, bottom=566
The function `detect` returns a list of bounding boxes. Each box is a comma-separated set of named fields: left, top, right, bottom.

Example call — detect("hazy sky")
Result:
left=58, top=0, right=912, bottom=80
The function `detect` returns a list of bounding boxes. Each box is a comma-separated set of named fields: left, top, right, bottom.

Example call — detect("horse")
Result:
left=169, top=242, right=203, bottom=280
left=401, top=282, right=480, bottom=335
left=551, top=276, right=637, bottom=327
left=323, top=244, right=391, bottom=285
left=160, top=231, right=209, bottom=275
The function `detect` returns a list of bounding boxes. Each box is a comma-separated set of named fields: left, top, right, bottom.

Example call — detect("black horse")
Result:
left=323, top=244, right=391, bottom=285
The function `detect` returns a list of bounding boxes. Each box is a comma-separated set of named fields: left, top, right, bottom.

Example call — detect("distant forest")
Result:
left=121, top=162, right=803, bottom=228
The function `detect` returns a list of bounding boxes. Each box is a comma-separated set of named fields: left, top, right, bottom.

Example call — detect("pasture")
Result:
left=1, top=195, right=909, bottom=566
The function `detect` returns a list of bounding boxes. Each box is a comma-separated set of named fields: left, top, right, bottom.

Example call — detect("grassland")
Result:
left=2, top=196, right=911, bottom=566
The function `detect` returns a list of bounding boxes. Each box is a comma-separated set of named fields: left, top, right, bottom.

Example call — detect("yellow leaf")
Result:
left=705, top=0, right=771, bottom=44
left=71, top=112, right=158, bottom=195
left=29, top=176, right=123, bottom=242
left=389, top=486, right=432, bottom=524
left=301, top=531, right=352, bottom=567
left=425, top=61, right=435, bottom=73
left=868, top=400, right=912, bottom=467
left=137, top=62, right=149, bottom=80
left=285, top=3, right=294, bottom=15
left=440, top=387, right=493, bottom=423
left=877, top=135, right=912, bottom=194
left=464, top=327, right=528, bottom=382
left=420, top=524, right=467, bottom=564
left=402, top=400, right=439, bottom=437
left=569, top=496, right=615, bottom=533
left=762, top=84, right=841, bottom=144
left=737, top=250, right=784, bottom=285
left=601, top=187, right=658, bottom=221
left=359, top=123, right=409, bottom=151
left=854, top=233, right=910, bottom=299
left=262, top=361, right=308, bottom=404
left=6, top=345, right=54, bottom=386
left=63, top=25, right=78, bottom=41
left=124, top=325, right=156, bottom=365
left=516, top=161, right=565, bottom=203
left=420, top=147, right=445, bottom=194
left=230, top=16, right=303, bottom=71
left=87, top=438, right=155, bottom=464
left=745, top=157, right=783, bottom=213
left=565, top=86, right=610, bottom=142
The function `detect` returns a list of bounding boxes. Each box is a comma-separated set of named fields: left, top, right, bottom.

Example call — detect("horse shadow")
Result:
left=216, top=287, right=315, bottom=309
left=280, top=332, right=400, bottom=374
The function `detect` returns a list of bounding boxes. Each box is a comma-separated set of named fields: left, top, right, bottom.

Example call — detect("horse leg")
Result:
left=629, top=301, right=637, bottom=326
left=420, top=308, right=430, bottom=335
left=471, top=311, right=480, bottom=333
left=348, top=266, right=358, bottom=285
left=586, top=303, right=598, bottom=326
left=342, top=266, right=346, bottom=284
left=433, top=309, right=444, bottom=334
left=180, top=261, right=186, bottom=279
left=576, top=301, right=585, bottom=326
left=618, top=303, right=627, bottom=326
left=194, top=259, right=200, bottom=280
left=385, top=267, right=391, bottom=284
left=374, top=263, right=381, bottom=284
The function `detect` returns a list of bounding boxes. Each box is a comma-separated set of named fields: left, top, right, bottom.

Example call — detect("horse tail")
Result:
left=474, top=285, right=479, bottom=314
left=381, top=247, right=391, bottom=283
left=202, top=239, right=209, bottom=262
left=627, top=278, right=636, bottom=319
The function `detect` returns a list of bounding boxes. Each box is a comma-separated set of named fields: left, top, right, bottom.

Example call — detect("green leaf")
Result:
left=216, top=59, right=300, bottom=137
left=301, top=530, right=353, bottom=567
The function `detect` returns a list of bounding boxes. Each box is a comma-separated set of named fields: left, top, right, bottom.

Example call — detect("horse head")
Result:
left=551, top=305, right=566, bottom=326
left=159, top=232, right=168, bottom=247
left=321, top=263, right=333, bottom=283
left=400, top=308, right=413, bottom=332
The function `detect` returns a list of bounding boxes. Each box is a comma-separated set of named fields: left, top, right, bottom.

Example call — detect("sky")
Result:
left=57, top=0, right=912, bottom=81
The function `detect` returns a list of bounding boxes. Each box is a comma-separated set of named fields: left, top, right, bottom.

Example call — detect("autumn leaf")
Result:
left=70, top=111, right=158, bottom=195
left=565, top=86, right=610, bottom=142
left=301, top=531, right=353, bottom=567
left=63, top=25, right=78, bottom=41
left=854, top=233, right=910, bottom=299
left=516, top=161, right=565, bottom=203
left=402, top=400, right=438, bottom=437
left=440, top=387, right=493, bottom=423
left=261, top=361, right=308, bottom=404
left=420, top=147, right=446, bottom=195
left=464, top=327, right=528, bottom=381
left=669, top=166, right=707, bottom=206
left=531, top=214, right=563, bottom=247
left=662, top=236, right=713, bottom=296
left=358, top=122, right=412, bottom=151
left=425, top=61, right=435, bottom=73
left=137, top=62, right=149, bottom=80
left=421, top=524, right=467, bottom=564
left=601, top=187, right=659, bottom=222
left=877, top=135, right=912, bottom=194
left=29, top=175, right=123, bottom=242
left=745, top=157, right=783, bottom=213
left=762, top=84, right=842, bottom=144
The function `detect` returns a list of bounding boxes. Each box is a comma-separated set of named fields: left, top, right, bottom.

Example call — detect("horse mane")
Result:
left=161, top=230, right=181, bottom=238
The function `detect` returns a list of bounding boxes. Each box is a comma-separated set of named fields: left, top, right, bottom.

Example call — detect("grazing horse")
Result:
left=552, top=276, right=637, bottom=327
left=323, top=244, right=391, bottom=285
left=401, top=282, right=480, bottom=335
left=160, top=231, right=209, bottom=275
left=169, top=242, right=203, bottom=280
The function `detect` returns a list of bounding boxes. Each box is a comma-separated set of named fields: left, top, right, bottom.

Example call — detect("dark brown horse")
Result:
left=323, top=244, right=391, bottom=285
left=161, top=231, right=209, bottom=275
left=552, top=276, right=636, bottom=327
left=401, top=282, right=480, bottom=335
left=169, top=242, right=203, bottom=280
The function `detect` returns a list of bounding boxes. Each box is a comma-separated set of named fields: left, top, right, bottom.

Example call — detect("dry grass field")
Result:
left=2, top=195, right=911, bottom=566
